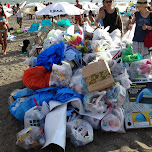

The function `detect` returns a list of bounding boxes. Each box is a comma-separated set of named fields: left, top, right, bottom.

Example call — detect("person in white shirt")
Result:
left=16, top=3, right=23, bottom=28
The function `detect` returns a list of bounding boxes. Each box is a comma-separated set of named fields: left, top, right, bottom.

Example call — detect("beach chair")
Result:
left=27, top=23, right=40, bottom=33
left=41, top=19, right=51, bottom=31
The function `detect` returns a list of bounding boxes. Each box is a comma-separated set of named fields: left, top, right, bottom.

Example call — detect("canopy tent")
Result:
left=36, top=2, right=84, bottom=16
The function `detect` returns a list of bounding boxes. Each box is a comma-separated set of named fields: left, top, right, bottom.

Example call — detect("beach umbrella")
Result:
left=115, top=2, right=128, bottom=12
left=80, top=2, right=99, bottom=11
left=5, top=12, right=12, bottom=17
left=21, top=2, right=46, bottom=15
left=36, top=2, right=84, bottom=16
left=3, top=5, right=13, bottom=17
left=3, top=6, right=12, bottom=12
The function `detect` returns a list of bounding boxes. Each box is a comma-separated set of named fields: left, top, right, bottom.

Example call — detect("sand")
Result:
left=1, top=15, right=152, bottom=152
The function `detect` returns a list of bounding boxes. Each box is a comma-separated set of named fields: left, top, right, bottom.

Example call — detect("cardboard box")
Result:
left=82, top=60, right=115, bottom=92
left=124, top=82, right=152, bottom=129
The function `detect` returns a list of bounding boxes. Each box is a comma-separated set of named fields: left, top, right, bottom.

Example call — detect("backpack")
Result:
left=144, top=13, right=152, bottom=48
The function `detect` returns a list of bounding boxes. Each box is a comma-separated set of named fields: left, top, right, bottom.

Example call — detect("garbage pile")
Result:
left=9, top=25, right=152, bottom=150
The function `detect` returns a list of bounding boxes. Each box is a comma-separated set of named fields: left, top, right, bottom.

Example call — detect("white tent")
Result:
left=36, top=2, right=84, bottom=16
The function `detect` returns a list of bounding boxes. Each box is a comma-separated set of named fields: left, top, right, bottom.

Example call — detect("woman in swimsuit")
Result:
left=0, top=5, right=8, bottom=55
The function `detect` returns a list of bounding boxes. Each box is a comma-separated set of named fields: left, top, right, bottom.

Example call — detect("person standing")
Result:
left=0, top=5, right=8, bottom=55
left=131, top=0, right=152, bottom=58
left=75, top=0, right=83, bottom=25
left=16, top=3, right=23, bottom=28
left=95, top=0, right=123, bottom=36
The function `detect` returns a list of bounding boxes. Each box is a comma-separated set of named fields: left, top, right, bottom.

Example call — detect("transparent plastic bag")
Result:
left=101, top=106, right=125, bottom=133
left=50, top=61, right=72, bottom=87
left=91, top=40, right=106, bottom=52
left=69, top=69, right=88, bottom=95
left=16, top=126, right=45, bottom=150
left=83, top=116, right=100, bottom=129
left=114, top=69, right=132, bottom=89
left=83, top=53, right=97, bottom=65
left=109, top=58, right=125, bottom=77
left=128, top=59, right=152, bottom=80
left=24, top=101, right=49, bottom=129
left=69, top=119, right=93, bottom=147
left=67, top=110, right=82, bottom=137
left=43, top=37, right=57, bottom=50
left=8, top=89, right=22, bottom=105
left=11, top=97, right=28, bottom=112
left=25, top=57, right=37, bottom=67
left=83, top=91, right=108, bottom=114
left=109, top=58, right=132, bottom=89
left=106, top=83, right=126, bottom=107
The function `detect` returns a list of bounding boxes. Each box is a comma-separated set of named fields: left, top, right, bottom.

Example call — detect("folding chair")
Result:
left=41, top=19, right=51, bottom=31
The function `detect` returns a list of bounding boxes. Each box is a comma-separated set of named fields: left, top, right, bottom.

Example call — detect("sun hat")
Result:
left=136, top=0, right=150, bottom=7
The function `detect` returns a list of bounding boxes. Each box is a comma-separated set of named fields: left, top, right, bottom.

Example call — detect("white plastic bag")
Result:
left=47, top=29, right=65, bottom=43
left=43, top=37, right=57, bottom=50
left=93, top=27, right=111, bottom=40
left=83, top=116, right=100, bottom=129
left=69, top=119, right=93, bottom=146
left=109, top=58, right=132, bottom=89
left=25, top=57, right=37, bottom=67
left=67, top=110, right=82, bottom=137
left=50, top=61, right=72, bottom=87
left=83, top=91, right=108, bottom=114
left=122, top=23, right=136, bottom=45
left=109, top=29, right=121, bottom=46
left=101, top=106, right=125, bottom=133
left=16, top=126, right=45, bottom=150
left=69, top=69, right=88, bottom=95
left=24, top=101, right=49, bottom=129
left=106, top=83, right=126, bottom=107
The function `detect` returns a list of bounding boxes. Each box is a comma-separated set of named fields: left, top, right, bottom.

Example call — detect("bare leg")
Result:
left=3, top=30, right=7, bottom=55
left=0, top=32, right=4, bottom=52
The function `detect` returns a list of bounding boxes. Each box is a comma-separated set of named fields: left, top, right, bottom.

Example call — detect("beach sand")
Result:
left=1, top=15, right=152, bottom=152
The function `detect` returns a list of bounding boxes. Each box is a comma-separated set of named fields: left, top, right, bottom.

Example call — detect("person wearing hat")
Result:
left=130, top=0, right=152, bottom=58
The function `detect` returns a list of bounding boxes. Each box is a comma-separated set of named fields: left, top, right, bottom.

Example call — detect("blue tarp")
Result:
left=36, top=42, right=64, bottom=70
left=10, top=87, right=82, bottom=121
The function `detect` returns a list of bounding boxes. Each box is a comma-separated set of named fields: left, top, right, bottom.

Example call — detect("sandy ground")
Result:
left=1, top=15, right=152, bottom=152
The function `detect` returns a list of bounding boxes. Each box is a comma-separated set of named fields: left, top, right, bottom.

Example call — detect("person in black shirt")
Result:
left=95, top=0, right=123, bottom=36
